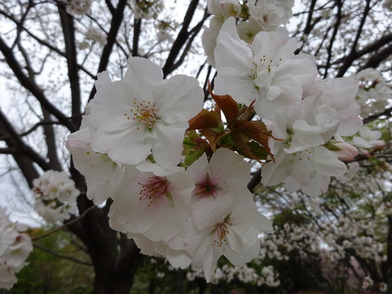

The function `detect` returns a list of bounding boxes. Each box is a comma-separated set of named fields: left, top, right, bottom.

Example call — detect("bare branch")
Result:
left=132, top=17, right=142, bottom=56
left=162, top=0, right=201, bottom=77
left=0, top=36, right=77, bottom=132
left=34, top=243, right=92, bottom=266
left=57, top=2, right=82, bottom=128
left=88, top=0, right=128, bottom=102
left=336, top=0, right=372, bottom=77
left=323, top=0, right=343, bottom=78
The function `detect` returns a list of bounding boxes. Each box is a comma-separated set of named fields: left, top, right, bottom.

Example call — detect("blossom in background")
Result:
left=0, top=208, right=33, bottom=290
left=186, top=263, right=280, bottom=287
left=247, top=0, right=294, bottom=31
left=354, top=68, right=391, bottom=117
left=362, top=276, right=374, bottom=289
left=33, top=170, right=79, bottom=225
left=207, top=0, right=242, bottom=21
left=85, top=27, right=107, bottom=46
left=131, top=0, right=164, bottom=19
left=66, top=0, right=92, bottom=15
left=86, top=57, right=203, bottom=167
left=351, top=126, right=385, bottom=150
left=379, top=282, right=388, bottom=292
left=383, top=0, right=392, bottom=11
left=156, top=20, right=177, bottom=42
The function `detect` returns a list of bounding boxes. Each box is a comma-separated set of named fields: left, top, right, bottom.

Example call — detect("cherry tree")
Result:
left=0, top=0, right=391, bottom=293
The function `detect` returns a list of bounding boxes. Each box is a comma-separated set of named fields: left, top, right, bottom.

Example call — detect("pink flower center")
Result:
left=139, top=176, right=168, bottom=206
left=194, top=173, right=219, bottom=198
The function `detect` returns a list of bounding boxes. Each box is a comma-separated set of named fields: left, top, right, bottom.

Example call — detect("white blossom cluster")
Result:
left=0, top=208, right=33, bottom=290
left=351, top=126, right=385, bottom=152
left=256, top=164, right=392, bottom=291
left=186, top=263, right=280, bottom=287
left=354, top=68, right=391, bottom=117
left=211, top=16, right=362, bottom=197
left=66, top=0, right=92, bottom=16
left=78, top=27, right=108, bottom=50
left=33, top=170, right=80, bottom=226
left=66, top=0, right=363, bottom=283
left=67, top=57, right=272, bottom=282
left=362, top=276, right=388, bottom=292
left=260, top=206, right=387, bottom=265
left=86, top=27, right=108, bottom=46
left=202, top=0, right=294, bottom=65
left=131, top=0, right=164, bottom=20
left=383, top=0, right=392, bottom=11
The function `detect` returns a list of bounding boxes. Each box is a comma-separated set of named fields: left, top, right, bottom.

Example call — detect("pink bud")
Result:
left=334, top=142, right=358, bottom=161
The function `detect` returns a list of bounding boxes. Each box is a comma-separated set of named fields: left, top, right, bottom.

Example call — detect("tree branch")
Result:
left=34, top=243, right=92, bottom=266
left=58, top=2, right=82, bottom=128
left=0, top=36, right=77, bottom=132
left=336, top=0, right=372, bottom=77
left=162, top=0, right=200, bottom=77
left=323, top=0, right=343, bottom=78
left=88, top=0, right=128, bottom=102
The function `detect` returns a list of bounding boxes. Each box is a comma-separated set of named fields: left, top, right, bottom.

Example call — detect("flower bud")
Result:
left=334, top=142, right=358, bottom=161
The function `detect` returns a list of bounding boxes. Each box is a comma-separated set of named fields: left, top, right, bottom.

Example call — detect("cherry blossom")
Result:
left=351, top=126, right=385, bottom=150
left=304, top=77, right=362, bottom=137
left=183, top=195, right=272, bottom=282
left=66, top=0, right=92, bottom=16
left=32, top=170, right=80, bottom=225
left=66, top=127, right=124, bottom=204
left=261, top=144, right=347, bottom=196
left=131, top=0, right=164, bottom=19
left=0, top=208, right=33, bottom=290
left=354, top=68, right=391, bottom=117
left=248, top=0, right=294, bottom=31
left=108, top=162, right=194, bottom=242
left=214, top=17, right=318, bottom=119
left=87, top=57, right=203, bottom=167
left=85, top=27, right=107, bottom=46
left=207, top=0, right=242, bottom=20
left=187, top=148, right=253, bottom=204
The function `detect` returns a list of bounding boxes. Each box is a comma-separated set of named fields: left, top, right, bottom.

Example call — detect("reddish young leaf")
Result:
left=208, top=82, right=238, bottom=123
left=200, top=129, right=228, bottom=151
left=231, top=132, right=263, bottom=161
left=188, top=109, right=221, bottom=131
left=234, top=120, right=280, bottom=160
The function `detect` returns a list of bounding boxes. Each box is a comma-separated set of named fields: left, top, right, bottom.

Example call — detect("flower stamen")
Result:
left=129, top=99, right=160, bottom=130
left=194, top=173, right=220, bottom=198
left=211, top=218, right=230, bottom=249
left=139, top=176, right=168, bottom=206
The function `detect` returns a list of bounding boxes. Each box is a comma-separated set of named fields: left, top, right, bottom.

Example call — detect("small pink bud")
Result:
left=334, top=142, right=358, bottom=161
left=373, top=140, right=385, bottom=149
